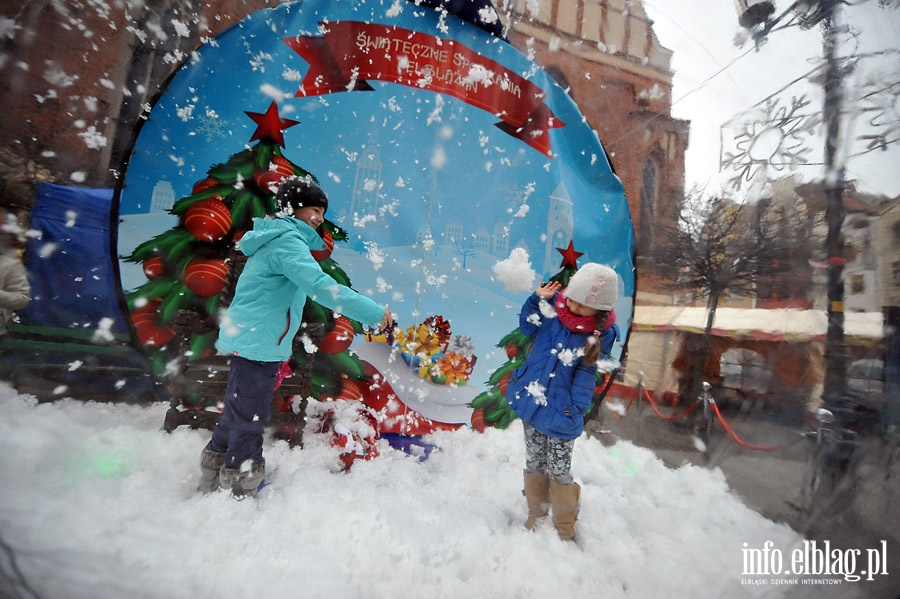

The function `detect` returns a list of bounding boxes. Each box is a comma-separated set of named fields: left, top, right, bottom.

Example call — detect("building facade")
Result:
left=504, top=0, right=688, bottom=265
left=877, top=199, right=900, bottom=309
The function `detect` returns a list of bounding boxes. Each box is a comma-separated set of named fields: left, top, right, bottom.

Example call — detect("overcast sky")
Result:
left=642, top=0, right=899, bottom=199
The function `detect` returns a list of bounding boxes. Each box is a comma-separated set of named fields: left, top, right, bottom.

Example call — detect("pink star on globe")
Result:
left=245, top=102, right=299, bottom=147
left=556, top=240, right=583, bottom=269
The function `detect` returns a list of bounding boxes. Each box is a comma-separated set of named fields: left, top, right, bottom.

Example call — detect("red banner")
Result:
left=283, top=21, right=565, bottom=157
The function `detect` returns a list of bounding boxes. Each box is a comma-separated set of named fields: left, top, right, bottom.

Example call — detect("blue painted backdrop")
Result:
left=116, top=0, right=635, bottom=402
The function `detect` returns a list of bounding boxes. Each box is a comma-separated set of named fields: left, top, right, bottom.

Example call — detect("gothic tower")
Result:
left=543, top=182, right=574, bottom=276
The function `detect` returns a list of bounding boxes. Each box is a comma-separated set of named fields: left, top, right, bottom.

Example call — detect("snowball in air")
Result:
left=492, top=248, right=536, bottom=294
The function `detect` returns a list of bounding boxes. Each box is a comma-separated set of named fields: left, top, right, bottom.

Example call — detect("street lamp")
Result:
left=734, top=0, right=776, bottom=31
left=733, top=0, right=850, bottom=415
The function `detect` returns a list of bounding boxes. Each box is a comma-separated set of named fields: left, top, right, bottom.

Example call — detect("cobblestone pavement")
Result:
left=585, top=398, right=900, bottom=599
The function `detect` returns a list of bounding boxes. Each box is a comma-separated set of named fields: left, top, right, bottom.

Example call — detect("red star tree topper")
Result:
left=556, top=240, right=584, bottom=269
left=245, top=101, right=300, bottom=148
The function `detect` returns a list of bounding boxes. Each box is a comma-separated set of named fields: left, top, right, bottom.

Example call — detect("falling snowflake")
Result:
left=194, top=109, right=230, bottom=141
left=249, top=50, right=273, bottom=72
left=77, top=125, right=107, bottom=149
left=720, top=95, right=818, bottom=191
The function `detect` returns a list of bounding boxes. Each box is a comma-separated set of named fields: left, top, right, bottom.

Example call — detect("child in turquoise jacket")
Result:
left=200, top=177, right=392, bottom=496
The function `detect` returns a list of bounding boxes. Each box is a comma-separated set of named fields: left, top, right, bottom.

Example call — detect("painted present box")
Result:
left=392, top=316, right=476, bottom=386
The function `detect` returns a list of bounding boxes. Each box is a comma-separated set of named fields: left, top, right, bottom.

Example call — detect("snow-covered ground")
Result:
left=1, top=382, right=843, bottom=599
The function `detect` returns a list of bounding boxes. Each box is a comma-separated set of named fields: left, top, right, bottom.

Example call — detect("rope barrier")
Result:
left=640, top=386, right=698, bottom=421
left=604, top=385, right=802, bottom=452
left=606, top=394, right=637, bottom=420
left=710, top=401, right=800, bottom=451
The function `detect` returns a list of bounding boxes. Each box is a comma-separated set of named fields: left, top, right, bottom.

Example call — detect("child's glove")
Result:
left=273, top=360, right=294, bottom=390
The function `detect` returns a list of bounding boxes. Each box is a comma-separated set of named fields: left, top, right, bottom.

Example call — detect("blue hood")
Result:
left=239, top=216, right=324, bottom=256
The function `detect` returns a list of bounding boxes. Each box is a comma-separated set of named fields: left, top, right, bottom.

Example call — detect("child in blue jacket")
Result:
left=506, top=263, right=619, bottom=540
left=200, top=176, right=392, bottom=497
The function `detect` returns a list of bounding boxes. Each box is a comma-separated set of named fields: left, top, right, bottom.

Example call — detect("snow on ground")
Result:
left=0, top=382, right=812, bottom=599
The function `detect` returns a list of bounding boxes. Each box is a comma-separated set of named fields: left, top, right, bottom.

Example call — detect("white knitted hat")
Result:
left=565, top=263, right=618, bottom=311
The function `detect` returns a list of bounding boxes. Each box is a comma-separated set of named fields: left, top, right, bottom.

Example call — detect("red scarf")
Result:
left=554, top=290, right=599, bottom=334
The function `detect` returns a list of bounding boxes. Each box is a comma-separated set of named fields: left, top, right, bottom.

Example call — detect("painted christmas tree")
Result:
left=468, top=241, right=614, bottom=429
left=125, top=101, right=371, bottom=410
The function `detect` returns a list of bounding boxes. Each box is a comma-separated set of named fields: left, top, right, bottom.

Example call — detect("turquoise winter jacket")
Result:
left=215, top=216, right=384, bottom=363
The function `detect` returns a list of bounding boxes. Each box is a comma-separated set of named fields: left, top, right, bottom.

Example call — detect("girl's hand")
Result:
left=535, top=281, right=561, bottom=299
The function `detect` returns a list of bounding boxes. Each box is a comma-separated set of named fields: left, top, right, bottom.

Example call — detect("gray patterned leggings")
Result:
left=523, top=423, right=575, bottom=484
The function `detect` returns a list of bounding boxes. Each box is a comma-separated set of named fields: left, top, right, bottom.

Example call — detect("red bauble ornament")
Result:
left=130, top=299, right=175, bottom=346
left=336, top=379, right=362, bottom=402
left=185, top=197, right=232, bottom=242
left=498, top=372, right=510, bottom=396
left=183, top=258, right=229, bottom=297
left=255, top=171, right=285, bottom=193
left=505, top=343, right=517, bottom=359
left=130, top=299, right=162, bottom=329
left=135, top=323, right=176, bottom=346
left=271, top=156, right=295, bottom=180
left=255, top=156, right=296, bottom=193
left=471, top=408, right=486, bottom=433
left=142, top=257, right=164, bottom=279
left=191, top=176, right=219, bottom=194
left=318, top=316, right=355, bottom=354
left=310, top=229, right=334, bottom=261
left=318, top=379, right=362, bottom=402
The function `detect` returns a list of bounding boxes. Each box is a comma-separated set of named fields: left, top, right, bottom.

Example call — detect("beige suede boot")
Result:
left=549, top=480, right=581, bottom=541
left=523, top=471, right=551, bottom=530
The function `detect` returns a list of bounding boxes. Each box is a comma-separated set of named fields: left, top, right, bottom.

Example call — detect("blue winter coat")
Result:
left=216, top=216, right=384, bottom=363
left=505, top=292, right=615, bottom=440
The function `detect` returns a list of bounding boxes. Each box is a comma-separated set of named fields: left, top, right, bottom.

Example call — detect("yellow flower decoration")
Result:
left=431, top=352, right=471, bottom=385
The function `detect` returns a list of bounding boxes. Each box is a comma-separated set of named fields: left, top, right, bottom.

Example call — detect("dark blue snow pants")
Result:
left=206, top=356, right=280, bottom=469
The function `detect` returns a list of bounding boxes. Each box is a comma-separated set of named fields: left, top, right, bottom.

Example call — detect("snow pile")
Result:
left=0, top=383, right=808, bottom=599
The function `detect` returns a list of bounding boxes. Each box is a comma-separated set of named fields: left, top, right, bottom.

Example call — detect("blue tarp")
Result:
left=0, top=183, right=164, bottom=402
left=21, top=182, right=130, bottom=332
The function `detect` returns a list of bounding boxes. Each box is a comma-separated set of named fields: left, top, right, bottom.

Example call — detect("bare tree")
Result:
left=656, top=188, right=782, bottom=400
left=451, top=234, right=477, bottom=269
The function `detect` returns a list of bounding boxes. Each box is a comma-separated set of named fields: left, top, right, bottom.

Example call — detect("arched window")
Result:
left=720, top=348, right=769, bottom=394
left=639, top=159, right=658, bottom=256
